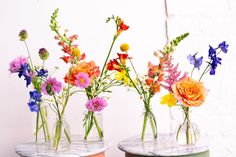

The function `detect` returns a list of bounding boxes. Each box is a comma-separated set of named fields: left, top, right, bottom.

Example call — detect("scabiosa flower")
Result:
left=187, top=54, right=203, bottom=70
left=28, top=90, right=41, bottom=112
left=9, top=56, right=28, bottom=73
left=36, top=69, right=48, bottom=77
left=42, top=77, right=62, bottom=95
left=85, top=97, right=107, bottom=112
left=38, top=48, right=49, bottom=61
left=75, top=72, right=90, bottom=89
left=19, top=30, right=28, bottom=41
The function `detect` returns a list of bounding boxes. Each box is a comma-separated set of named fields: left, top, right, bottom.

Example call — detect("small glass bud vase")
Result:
left=51, top=116, right=71, bottom=150
left=83, top=110, right=103, bottom=142
left=176, top=107, right=200, bottom=145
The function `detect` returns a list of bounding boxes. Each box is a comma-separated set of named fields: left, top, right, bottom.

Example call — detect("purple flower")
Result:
left=36, top=69, right=48, bottom=77
left=85, top=97, right=107, bottom=112
left=9, top=56, right=28, bottom=73
left=42, top=77, right=62, bottom=95
left=218, top=41, right=229, bottom=53
left=28, top=90, right=41, bottom=112
left=75, top=72, right=90, bottom=89
left=187, top=54, right=203, bottom=70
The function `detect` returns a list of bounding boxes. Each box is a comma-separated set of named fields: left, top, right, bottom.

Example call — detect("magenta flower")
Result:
left=86, top=97, right=107, bottom=112
left=75, top=72, right=91, bottom=89
left=42, top=77, right=62, bottom=95
left=9, top=56, right=28, bottom=73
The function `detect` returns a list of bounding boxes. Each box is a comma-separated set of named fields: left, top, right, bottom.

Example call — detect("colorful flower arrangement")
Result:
left=107, top=33, right=189, bottom=141
left=160, top=40, right=229, bottom=144
left=49, top=10, right=129, bottom=141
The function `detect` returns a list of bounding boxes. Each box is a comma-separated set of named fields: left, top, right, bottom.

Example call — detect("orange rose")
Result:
left=171, top=77, right=207, bottom=107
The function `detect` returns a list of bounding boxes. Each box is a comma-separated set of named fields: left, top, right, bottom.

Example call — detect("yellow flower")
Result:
left=160, top=93, right=177, bottom=107
left=72, top=47, right=81, bottom=57
left=120, top=43, right=129, bottom=52
left=115, top=71, right=129, bottom=85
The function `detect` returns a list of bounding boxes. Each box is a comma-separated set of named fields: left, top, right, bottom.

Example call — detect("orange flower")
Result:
left=172, top=77, right=207, bottom=107
left=117, top=53, right=129, bottom=65
left=64, top=61, right=100, bottom=85
left=116, top=18, right=129, bottom=36
left=147, top=62, right=159, bottom=78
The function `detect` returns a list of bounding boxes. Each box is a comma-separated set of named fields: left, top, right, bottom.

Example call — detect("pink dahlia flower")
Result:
left=75, top=72, right=90, bottom=89
left=86, top=97, right=107, bottom=112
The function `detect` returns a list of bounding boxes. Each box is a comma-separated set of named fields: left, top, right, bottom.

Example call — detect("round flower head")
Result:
left=42, top=77, right=62, bottom=95
left=75, top=72, right=90, bottom=89
left=120, top=43, right=129, bottom=52
left=38, top=48, right=49, bottom=61
left=172, top=77, right=207, bottom=107
left=85, top=97, right=107, bottom=112
left=9, top=56, right=28, bottom=73
left=19, top=30, right=28, bottom=41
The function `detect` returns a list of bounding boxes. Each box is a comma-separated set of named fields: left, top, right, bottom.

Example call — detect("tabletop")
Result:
left=15, top=135, right=110, bottom=157
left=118, top=133, right=209, bottom=157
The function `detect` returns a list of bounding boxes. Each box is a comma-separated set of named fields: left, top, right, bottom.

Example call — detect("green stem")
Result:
left=199, top=64, right=210, bottom=81
left=41, top=108, right=51, bottom=141
left=24, top=41, right=34, bottom=70
left=84, top=112, right=94, bottom=140
left=61, top=83, right=71, bottom=115
left=149, top=111, right=157, bottom=139
left=94, top=114, right=103, bottom=139
left=141, top=111, right=148, bottom=141
left=39, top=109, right=47, bottom=142
left=35, top=111, right=39, bottom=142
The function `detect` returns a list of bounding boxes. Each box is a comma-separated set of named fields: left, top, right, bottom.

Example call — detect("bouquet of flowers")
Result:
left=107, top=33, right=189, bottom=141
left=160, top=39, right=229, bottom=145
left=50, top=10, right=129, bottom=141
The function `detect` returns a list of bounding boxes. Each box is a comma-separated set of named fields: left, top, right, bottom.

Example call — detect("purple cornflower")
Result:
left=42, top=77, right=62, bottom=95
left=187, top=53, right=203, bottom=70
left=9, top=56, right=28, bottom=73
left=75, top=72, right=90, bottom=89
left=85, top=97, right=107, bottom=112
left=28, top=90, right=41, bottom=112
left=36, top=69, right=48, bottom=77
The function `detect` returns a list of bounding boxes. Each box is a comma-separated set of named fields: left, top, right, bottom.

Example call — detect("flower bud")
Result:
left=19, top=30, right=28, bottom=41
left=120, top=43, right=129, bottom=52
left=38, top=48, right=49, bottom=61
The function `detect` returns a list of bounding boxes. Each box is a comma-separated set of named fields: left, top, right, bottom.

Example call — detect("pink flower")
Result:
left=75, top=72, right=91, bottom=89
left=86, top=97, right=107, bottom=112
left=9, top=56, right=28, bottom=73
left=42, top=77, right=62, bottom=95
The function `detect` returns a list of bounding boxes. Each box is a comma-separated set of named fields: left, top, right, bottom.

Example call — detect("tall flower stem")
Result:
left=24, top=41, right=34, bottom=70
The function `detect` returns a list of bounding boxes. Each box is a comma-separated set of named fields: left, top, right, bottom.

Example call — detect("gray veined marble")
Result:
left=118, top=133, right=209, bottom=156
left=15, top=135, right=110, bottom=157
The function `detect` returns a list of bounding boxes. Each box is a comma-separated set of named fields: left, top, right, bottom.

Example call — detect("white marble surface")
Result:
left=15, top=135, right=110, bottom=157
left=118, top=133, right=209, bottom=156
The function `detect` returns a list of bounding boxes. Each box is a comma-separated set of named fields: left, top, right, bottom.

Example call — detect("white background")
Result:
left=1, top=0, right=236, bottom=156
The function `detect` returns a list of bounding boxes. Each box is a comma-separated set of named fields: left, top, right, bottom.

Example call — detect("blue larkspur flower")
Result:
left=218, top=41, right=229, bottom=53
left=28, top=90, right=41, bottom=112
left=18, top=63, right=30, bottom=78
left=187, top=54, right=203, bottom=70
left=36, top=69, right=48, bottom=77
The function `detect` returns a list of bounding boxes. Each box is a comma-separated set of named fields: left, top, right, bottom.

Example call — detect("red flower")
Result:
left=107, top=59, right=121, bottom=72
left=116, top=19, right=129, bottom=36
left=117, top=53, right=129, bottom=65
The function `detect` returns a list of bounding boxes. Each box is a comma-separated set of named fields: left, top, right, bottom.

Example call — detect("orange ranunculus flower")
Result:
left=171, top=77, right=207, bottom=107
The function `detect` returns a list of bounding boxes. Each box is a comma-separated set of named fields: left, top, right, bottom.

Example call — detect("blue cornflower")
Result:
left=187, top=53, right=203, bottom=70
left=36, top=69, right=48, bottom=77
left=218, top=41, right=229, bottom=53
left=28, top=90, right=41, bottom=112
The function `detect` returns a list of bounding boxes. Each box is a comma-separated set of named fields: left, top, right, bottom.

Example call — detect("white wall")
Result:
left=1, top=0, right=236, bottom=156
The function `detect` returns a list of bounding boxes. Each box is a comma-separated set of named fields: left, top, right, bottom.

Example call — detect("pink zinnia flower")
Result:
left=86, top=97, right=107, bottom=112
left=42, top=77, right=62, bottom=95
left=9, top=56, right=28, bottom=73
left=75, top=72, right=90, bottom=89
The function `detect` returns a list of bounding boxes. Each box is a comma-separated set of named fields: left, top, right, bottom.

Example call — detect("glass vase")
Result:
left=176, top=107, right=200, bottom=145
left=141, top=109, right=157, bottom=142
left=83, top=110, right=103, bottom=142
left=51, top=116, right=71, bottom=150
left=35, top=106, right=51, bottom=143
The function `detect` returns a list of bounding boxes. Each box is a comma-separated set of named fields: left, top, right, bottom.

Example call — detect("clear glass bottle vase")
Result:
left=141, top=109, right=157, bottom=142
left=51, top=116, right=71, bottom=150
left=176, top=107, right=200, bottom=145
left=83, top=110, right=103, bottom=142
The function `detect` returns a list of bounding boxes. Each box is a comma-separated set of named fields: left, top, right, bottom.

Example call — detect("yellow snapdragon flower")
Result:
left=115, top=70, right=129, bottom=85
